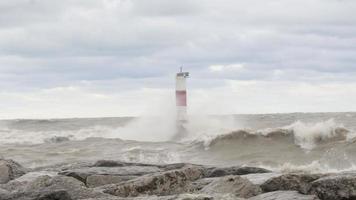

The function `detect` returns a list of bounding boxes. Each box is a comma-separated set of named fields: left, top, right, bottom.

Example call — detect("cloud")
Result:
left=0, top=0, right=356, bottom=118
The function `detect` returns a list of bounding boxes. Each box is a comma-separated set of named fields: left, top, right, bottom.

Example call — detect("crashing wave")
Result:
left=199, top=119, right=350, bottom=150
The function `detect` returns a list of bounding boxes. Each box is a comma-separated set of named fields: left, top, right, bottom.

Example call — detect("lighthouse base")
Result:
left=171, top=120, right=189, bottom=141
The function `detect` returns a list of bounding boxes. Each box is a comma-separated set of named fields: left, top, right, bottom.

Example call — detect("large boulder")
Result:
left=19, top=175, right=110, bottom=199
left=205, top=166, right=271, bottom=178
left=249, top=191, right=319, bottom=200
left=261, top=174, right=324, bottom=194
left=200, top=175, right=262, bottom=198
left=0, top=159, right=27, bottom=184
left=308, top=174, right=356, bottom=200
left=0, top=171, right=57, bottom=193
left=103, top=165, right=205, bottom=197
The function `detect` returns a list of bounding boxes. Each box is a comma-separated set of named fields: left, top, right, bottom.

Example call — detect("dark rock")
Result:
left=104, top=165, right=205, bottom=197
left=36, top=190, right=73, bottom=200
left=249, top=191, right=319, bottom=200
left=200, top=175, right=262, bottom=198
left=261, top=174, right=324, bottom=194
left=93, top=160, right=159, bottom=168
left=93, top=160, right=127, bottom=167
left=205, top=166, right=271, bottom=178
left=309, top=174, right=356, bottom=200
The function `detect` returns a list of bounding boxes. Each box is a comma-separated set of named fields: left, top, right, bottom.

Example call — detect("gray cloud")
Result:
left=0, top=0, right=356, bottom=117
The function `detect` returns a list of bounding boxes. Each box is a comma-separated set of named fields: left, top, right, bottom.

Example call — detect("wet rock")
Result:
left=86, top=174, right=137, bottom=188
left=249, top=191, right=319, bottom=200
left=261, top=174, right=324, bottom=194
left=93, top=160, right=127, bottom=167
left=104, top=165, right=205, bottom=197
left=21, top=175, right=110, bottom=199
left=205, top=166, right=271, bottom=178
left=200, top=175, right=262, bottom=198
left=0, top=159, right=27, bottom=184
left=59, top=166, right=161, bottom=184
left=309, top=174, right=356, bottom=200
left=93, top=160, right=159, bottom=168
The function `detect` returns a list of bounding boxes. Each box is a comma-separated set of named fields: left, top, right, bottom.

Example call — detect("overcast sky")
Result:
left=0, top=0, right=356, bottom=119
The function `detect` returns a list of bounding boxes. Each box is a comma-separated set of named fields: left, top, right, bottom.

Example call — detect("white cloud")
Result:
left=209, top=64, right=245, bottom=72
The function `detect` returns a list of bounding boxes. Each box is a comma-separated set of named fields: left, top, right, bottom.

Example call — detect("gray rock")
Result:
left=86, top=174, right=137, bottom=188
left=0, top=159, right=27, bottom=184
left=0, top=180, right=28, bottom=192
left=200, top=175, right=262, bottom=198
left=260, top=174, right=324, bottom=194
left=59, top=166, right=162, bottom=184
left=22, top=175, right=110, bottom=199
left=185, top=178, right=218, bottom=193
left=0, top=163, right=11, bottom=184
left=309, top=174, right=356, bottom=200
left=104, top=165, right=205, bottom=197
left=206, top=166, right=271, bottom=178
left=249, top=191, right=319, bottom=200
left=0, top=188, right=10, bottom=196
left=4, top=189, right=73, bottom=200
left=34, top=162, right=92, bottom=172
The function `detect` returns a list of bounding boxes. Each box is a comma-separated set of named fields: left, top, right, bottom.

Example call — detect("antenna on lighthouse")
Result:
left=173, top=67, right=190, bottom=140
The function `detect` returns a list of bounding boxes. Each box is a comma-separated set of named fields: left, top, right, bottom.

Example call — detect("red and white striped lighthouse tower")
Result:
left=176, top=67, right=189, bottom=122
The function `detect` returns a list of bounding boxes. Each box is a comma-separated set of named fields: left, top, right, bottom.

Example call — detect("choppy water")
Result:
left=1, top=112, right=356, bottom=173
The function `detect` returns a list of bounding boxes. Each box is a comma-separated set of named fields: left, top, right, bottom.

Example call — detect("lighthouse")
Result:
left=176, top=67, right=189, bottom=121
left=174, top=67, right=189, bottom=139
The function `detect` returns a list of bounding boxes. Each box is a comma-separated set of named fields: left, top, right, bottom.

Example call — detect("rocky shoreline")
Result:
left=0, top=158, right=355, bottom=200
